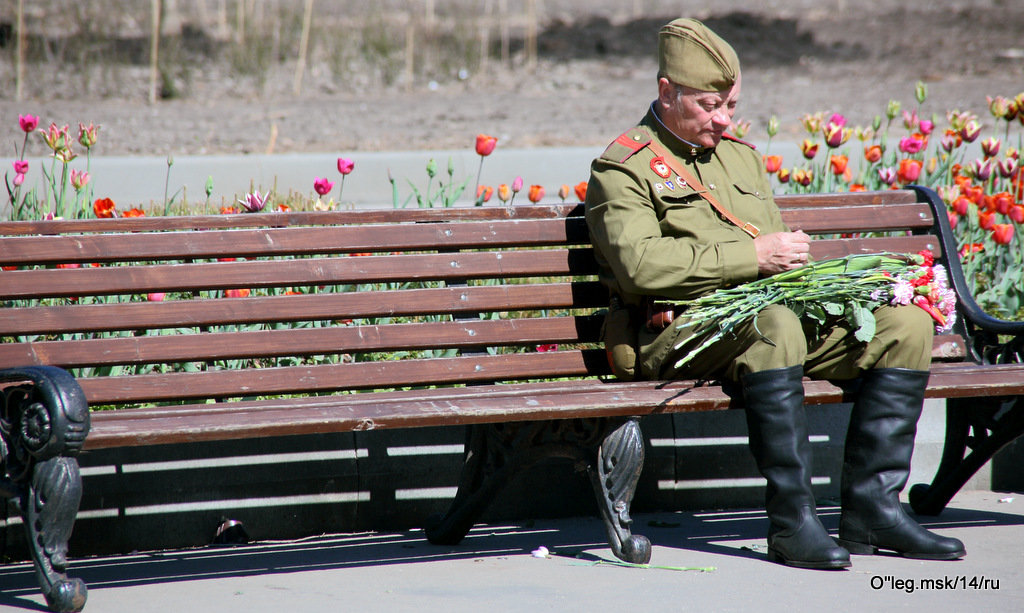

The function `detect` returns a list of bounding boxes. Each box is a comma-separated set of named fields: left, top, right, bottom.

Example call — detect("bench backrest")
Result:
left=0, top=189, right=969, bottom=411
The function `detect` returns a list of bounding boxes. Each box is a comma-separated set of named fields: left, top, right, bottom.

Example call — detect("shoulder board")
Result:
left=600, top=127, right=652, bottom=163
left=722, top=133, right=757, bottom=150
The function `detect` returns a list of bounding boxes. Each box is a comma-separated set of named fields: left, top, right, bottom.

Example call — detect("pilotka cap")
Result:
left=658, top=18, right=739, bottom=91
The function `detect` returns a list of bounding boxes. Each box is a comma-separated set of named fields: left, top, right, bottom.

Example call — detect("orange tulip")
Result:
left=476, top=184, right=494, bottom=203
left=558, top=184, right=570, bottom=201
left=829, top=154, right=849, bottom=176
left=849, top=183, right=867, bottom=192
left=528, top=184, right=545, bottom=203
left=497, top=184, right=511, bottom=203
left=122, top=207, right=146, bottom=217
left=864, top=144, right=883, bottom=163
left=93, top=197, right=116, bottom=218
left=224, top=288, right=251, bottom=298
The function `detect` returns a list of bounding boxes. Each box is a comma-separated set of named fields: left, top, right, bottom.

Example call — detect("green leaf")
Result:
left=823, top=301, right=846, bottom=316
left=849, top=302, right=876, bottom=343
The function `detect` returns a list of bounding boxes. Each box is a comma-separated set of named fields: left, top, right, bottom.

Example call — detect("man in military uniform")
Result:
left=585, top=18, right=966, bottom=569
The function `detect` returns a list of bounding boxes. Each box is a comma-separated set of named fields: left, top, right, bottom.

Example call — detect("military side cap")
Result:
left=658, top=18, right=739, bottom=91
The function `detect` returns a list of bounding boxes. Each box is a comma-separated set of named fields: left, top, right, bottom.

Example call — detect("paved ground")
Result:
left=1, top=489, right=1021, bottom=612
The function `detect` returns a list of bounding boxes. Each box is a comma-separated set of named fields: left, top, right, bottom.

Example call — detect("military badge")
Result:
left=650, top=156, right=672, bottom=179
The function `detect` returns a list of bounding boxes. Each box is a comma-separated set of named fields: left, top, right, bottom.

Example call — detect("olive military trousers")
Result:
left=639, top=303, right=934, bottom=383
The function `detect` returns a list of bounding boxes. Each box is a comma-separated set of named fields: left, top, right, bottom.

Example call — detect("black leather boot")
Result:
left=838, top=368, right=966, bottom=560
left=741, top=366, right=851, bottom=570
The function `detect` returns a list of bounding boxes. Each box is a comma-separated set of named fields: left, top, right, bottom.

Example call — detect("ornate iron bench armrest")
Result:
left=0, top=366, right=90, bottom=613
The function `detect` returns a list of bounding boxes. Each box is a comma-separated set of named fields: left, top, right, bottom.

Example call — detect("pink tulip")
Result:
left=237, top=190, right=268, bottom=213
left=969, top=158, right=993, bottom=181
left=70, top=169, right=90, bottom=190
left=19, top=114, right=39, bottom=133
left=959, top=120, right=982, bottom=143
left=13, top=160, right=28, bottom=174
left=998, top=157, right=1019, bottom=178
left=337, top=158, right=354, bottom=175
left=898, top=135, right=926, bottom=154
left=13, top=173, right=24, bottom=187
left=512, top=176, right=523, bottom=193
left=980, top=137, right=1000, bottom=159
left=314, top=177, right=334, bottom=196
left=78, top=122, right=98, bottom=149
left=919, top=119, right=935, bottom=136
left=147, top=292, right=166, bottom=302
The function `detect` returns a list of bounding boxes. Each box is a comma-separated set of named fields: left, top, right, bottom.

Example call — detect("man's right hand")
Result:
left=753, top=230, right=811, bottom=276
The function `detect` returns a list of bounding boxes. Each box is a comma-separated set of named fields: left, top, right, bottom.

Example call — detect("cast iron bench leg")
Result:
left=588, top=418, right=651, bottom=564
left=910, top=395, right=1024, bottom=515
left=1, top=367, right=90, bottom=613
left=424, top=417, right=650, bottom=564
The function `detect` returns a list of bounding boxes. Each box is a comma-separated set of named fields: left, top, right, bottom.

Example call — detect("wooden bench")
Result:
left=2, top=186, right=1023, bottom=612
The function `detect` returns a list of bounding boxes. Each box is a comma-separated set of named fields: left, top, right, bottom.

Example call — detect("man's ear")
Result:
left=656, top=77, right=675, bottom=109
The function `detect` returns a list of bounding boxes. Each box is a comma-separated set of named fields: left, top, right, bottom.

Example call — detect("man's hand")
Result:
left=753, top=230, right=811, bottom=276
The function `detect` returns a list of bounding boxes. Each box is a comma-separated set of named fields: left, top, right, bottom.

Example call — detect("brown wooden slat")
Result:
left=76, top=349, right=610, bottom=405
left=808, top=235, right=941, bottom=260
left=0, top=204, right=586, bottom=236
left=0, top=249, right=598, bottom=299
left=0, top=218, right=591, bottom=266
left=84, top=360, right=1024, bottom=449
left=0, top=316, right=602, bottom=369
left=0, top=282, right=606, bottom=335
left=775, top=190, right=918, bottom=208
left=782, top=203, right=934, bottom=233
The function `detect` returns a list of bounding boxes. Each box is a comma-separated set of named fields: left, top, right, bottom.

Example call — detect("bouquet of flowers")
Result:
left=668, top=250, right=956, bottom=370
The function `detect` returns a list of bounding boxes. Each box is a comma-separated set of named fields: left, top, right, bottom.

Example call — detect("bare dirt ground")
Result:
left=2, top=0, right=1023, bottom=158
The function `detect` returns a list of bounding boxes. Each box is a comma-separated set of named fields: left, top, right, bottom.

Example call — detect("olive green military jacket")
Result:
left=585, top=106, right=788, bottom=309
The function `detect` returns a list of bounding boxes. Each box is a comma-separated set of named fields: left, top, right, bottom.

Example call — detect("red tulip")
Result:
left=122, top=207, right=146, bottom=217
left=992, top=223, right=1014, bottom=245
left=475, top=134, right=498, bottom=157
left=978, top=210, right=996, bottom=231
left=991, top=191, right=1014, bottom=215
left=763, top=154, right=783, bottom=174
left=1009, top=205, right=1024, bottom=224
left=574, top=181, right=588, bottom=201
left=952, top=196, right=971, bottom=217
left=93, top=197, right=116, bottom=218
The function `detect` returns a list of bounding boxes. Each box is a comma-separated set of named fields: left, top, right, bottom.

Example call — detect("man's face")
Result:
left=656, top=73, right=741, bottom=148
